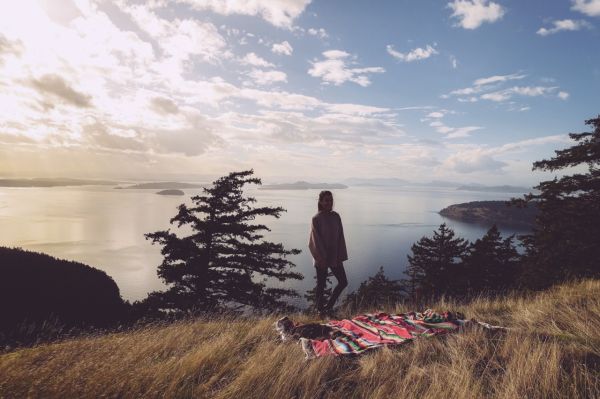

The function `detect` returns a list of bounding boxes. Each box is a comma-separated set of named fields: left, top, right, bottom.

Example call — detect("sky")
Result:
left=0, top=0, right=599, bottom=186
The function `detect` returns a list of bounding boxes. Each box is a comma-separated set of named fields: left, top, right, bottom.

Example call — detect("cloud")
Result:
left=450, top=55, right=458, bottom=69
left=537, top=19, right=591, bottom=36
left=481, top=86, right=559, bottom=102
left=0, top=35, right=22, bottom=64
left=308, top=50, right=385, bottom=87
left=495, top=135, right=571, bottom=153
left=386, top=44, right=438, bottom=62
left=177, top=0, right=312, bottom=28
left=444, top=150, right=507, bottom=173
left=82, top=121, right=146, bottom=152
left=427, top=111, right=446, bottom=118
left=430, top=121, right=483, bottom=139
left=150, top=97, right=180, bottom=115
left=473, top=73, right=526, bottom=86
left=422, top=109, right=482, bottom=139
left=223, top=109, right=404, bottom=145
left=121, top=4, right=228, bottom=64
left=30, top=74, right=92, bottom=108
left=448, top=0, right=505, bottom=29
left=443, top=74, right=567, bottom=104
left=0, top=132, right=36, bottom=145
left=571, top=0, right=600, bottom=16
left=240, top=52, right=274, bottom=67
left=307, top=28, right=328, bottom=38
left=326, top=103, right=390, bottom=115
left=271, top=40, right=293, bottom=55
left=247, top=69, right=288, bottom=85
left=443, top=73, right=526, bottom=98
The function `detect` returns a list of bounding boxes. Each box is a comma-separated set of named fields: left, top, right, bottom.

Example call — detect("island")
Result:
left=0, top=178, right=120, bottom=187
left=117, top=182, right=205, bottom=189
left=456, top=185, right=536, bottom=193
left=439, top=200, right=538, bottom=230
left=259, top=181, right=348, bottom=190
left=156, top=189, right=185, bottom=196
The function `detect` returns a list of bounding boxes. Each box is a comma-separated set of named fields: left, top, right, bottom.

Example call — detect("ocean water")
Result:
left=0, top=185, right=528, bottom=306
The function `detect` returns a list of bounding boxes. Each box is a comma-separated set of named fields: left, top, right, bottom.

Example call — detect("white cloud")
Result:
left=177, top=0, right=313, bottom=28
left=473, top=73, right=526, bottom=86
left=240, top=52, right=274, bottom=67
left=247, top=69, right=287, bottom=85
left=558, top=91, right=570, bottom=100
left=444, top=73, right=526, bottom=99
left=444, top=149, right=507, bottom=173
left=571, top=0, right=600, bottom=17
left=386, top=44, right=438, bottom=62
left=308, top=50, right=385, bottom=86
left=121, top=4, right=229, bottom=65
left=448, top=0, right=505, bottom=29
left=450, top=55, right=458, bottom=69
left=431, top=122, right=483, bottom=138
left=422, top=109, right=481, bottom=139
left=271, top=40, right=293, bottom=55
left=446, top=126, right=483, bottom=138
left=326, top=103, right=390, bottom=115
left=308, top=27, right=328, bottom=38
left=481, top=86, right=560, bottom=102
left=427, top=111, right=446, bottom=118
left=537, top=19, right=591, bottom=36
left=322, top=49, right=348, bottom=59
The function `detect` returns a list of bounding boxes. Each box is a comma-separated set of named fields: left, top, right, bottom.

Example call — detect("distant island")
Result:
left=117, top=182, right=205, bottom=189
left=342, top=178, right=460, bottom=187
left=259, top=181, right=348, bottom=190
left=456, top=185, right=536, bottom=193
left=0, top=178, right=120, bottom=187
left=439, top=200, right=538, bottom=230
left=156, top=189, right=185, bottom=196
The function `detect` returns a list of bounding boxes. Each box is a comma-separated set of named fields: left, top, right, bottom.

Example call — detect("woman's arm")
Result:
left=308, top=217, right=327, bottom=266
left=337, top=213, right=348, bottom=262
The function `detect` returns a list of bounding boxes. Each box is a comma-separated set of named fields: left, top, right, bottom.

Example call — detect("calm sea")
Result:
left=0, top=185, right=528, bottom=306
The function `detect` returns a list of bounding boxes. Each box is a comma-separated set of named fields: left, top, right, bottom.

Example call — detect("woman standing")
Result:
left=308, top=190, right=348, bottom=317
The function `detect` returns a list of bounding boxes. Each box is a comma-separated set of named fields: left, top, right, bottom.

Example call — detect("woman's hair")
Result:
left=317, top=190, right=333, bottom=211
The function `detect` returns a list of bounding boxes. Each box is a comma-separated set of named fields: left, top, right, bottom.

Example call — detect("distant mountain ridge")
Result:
left=117, top=182, right=205, bottom=189
left=0, top=178, right=120, bottom=187
left=457, top=185, right=535, bottom=193
left=259, top=181, right=348, bottom=190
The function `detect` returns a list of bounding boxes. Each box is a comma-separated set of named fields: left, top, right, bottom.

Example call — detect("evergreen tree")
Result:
left=144, top=170, right=303, bottom=314
left=516, top=115, right=600, bottom=288
left=405, top=223, right=469, bottom=299
left=462, top=225, right=521, bottom=295
left=342, top=266, right=406, bottom=312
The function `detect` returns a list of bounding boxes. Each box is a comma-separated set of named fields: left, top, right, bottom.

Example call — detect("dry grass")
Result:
left=1, top=279, right=599, bottom=399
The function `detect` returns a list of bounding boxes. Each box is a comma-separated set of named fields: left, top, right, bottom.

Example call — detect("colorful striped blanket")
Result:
left=298, top=310, right=478, bottom=359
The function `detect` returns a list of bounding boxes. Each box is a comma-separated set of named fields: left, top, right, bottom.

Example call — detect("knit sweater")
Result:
left=308, top=210, right=348, bottom=267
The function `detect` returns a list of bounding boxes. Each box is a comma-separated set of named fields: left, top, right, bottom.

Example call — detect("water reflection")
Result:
left=0, top=185, right=527, bottom=305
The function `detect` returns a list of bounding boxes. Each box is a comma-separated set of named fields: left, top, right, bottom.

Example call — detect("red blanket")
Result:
left=303, top=310, right=463, bottom=358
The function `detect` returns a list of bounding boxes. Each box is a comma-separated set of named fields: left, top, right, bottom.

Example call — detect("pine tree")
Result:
left=462, top=225, right=521, bottom=295
left=405, top=223, right=469, bottom=299
left=342, top=266, right=406, bottom=312
left=516, top=115, right=600, bottom=288
left=144, top=170, right=303, bottom=314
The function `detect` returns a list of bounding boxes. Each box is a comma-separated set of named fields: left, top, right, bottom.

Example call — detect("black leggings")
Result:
left=315, top=264, right=348, bottom=311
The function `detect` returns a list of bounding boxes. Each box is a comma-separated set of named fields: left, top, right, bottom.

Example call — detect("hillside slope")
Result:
left=1, top=280, right=599, bottom=399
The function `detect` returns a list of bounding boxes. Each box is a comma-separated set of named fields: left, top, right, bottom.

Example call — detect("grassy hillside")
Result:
left=1, top=280, right=599, bottom=399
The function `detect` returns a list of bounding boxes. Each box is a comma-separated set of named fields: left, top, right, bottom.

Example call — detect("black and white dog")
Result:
left=274, top=316, right=342, bottom=342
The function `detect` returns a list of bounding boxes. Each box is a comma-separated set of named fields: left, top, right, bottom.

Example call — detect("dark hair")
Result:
left=317, top=190, right=333, bottom=211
